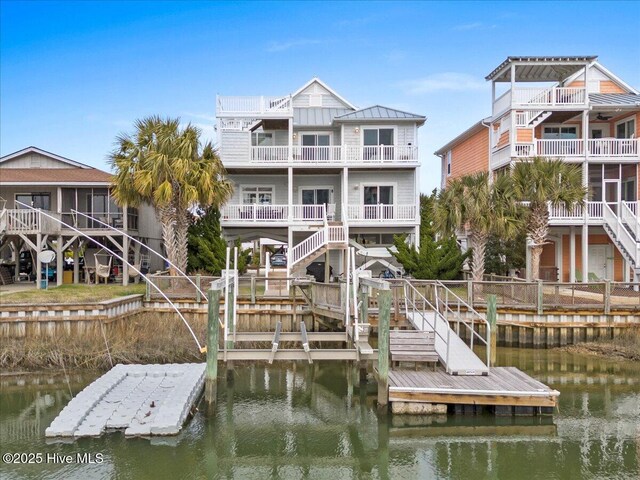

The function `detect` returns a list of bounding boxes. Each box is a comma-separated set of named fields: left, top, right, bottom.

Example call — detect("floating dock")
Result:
left=389, top=367, right=559, bottom=414
left=46, top=363, right=204, bottom=438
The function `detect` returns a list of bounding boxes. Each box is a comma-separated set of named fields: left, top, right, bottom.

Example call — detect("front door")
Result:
left=588, top=245, right=608, bottom=280
left=604, top=179, right=620, bottom=215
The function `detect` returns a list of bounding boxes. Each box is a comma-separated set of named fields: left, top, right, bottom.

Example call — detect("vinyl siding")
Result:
left=227, top=175, right=288, bottom=204
left=1, top=153, right=75, bottom=169
left=292, top=82, right=351, bottom=109
left=347, top=170, right=415, bottom=205
left=448, top=128, right=490, bottom=181
left=220, top=131, right=250, bottom=164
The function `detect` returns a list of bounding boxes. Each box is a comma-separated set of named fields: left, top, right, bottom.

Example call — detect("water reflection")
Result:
left=0, top=350, right=638, bottom=479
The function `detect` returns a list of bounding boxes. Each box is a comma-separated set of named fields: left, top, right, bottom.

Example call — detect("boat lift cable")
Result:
left=70, top=209, right=207, bottom=300
left=15, top=202, right=206, bottom=352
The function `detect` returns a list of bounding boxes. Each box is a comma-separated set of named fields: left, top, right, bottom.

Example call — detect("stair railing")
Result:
left=603, top=203, right=640, bottom=266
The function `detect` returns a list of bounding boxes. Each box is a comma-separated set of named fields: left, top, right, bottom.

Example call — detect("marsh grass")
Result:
left=0, top=283, right=146, bottom=305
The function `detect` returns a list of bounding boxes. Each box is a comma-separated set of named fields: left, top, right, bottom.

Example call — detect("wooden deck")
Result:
left=389, top=367, right=559, bottom=411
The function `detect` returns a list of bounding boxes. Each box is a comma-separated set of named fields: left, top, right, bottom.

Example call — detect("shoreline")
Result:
left=558, top=342, right=640, bottom=362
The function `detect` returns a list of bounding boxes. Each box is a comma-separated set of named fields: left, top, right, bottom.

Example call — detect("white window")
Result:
left=309, top=94, right=322, bottom=107
left=363, top=128, right=394, bottom=146
left=616, top=117, right=636, bottom=139
left=543, top=126, right=578, bottom=139
left=251, top=132, right=273, bottom=146
left=446, top=151, right=452, bottom=176
left=242, top=186, right=273, bottom=204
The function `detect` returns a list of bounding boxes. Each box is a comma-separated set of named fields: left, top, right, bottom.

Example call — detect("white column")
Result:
left=288, top=118, right=293, bottom=162
left=122, top=236, right=129, bottom=286
left=414, top=226, right=420, bottom=250
left=73, top=240, right=80, bottom=284
left=342, top=167, right=349, bottom=222
left=36, top=234, right=42, bottom=289
left=288, top=167, right=293, bottom=222
left=570, top=227, right=576, bottom=283
left=56, top=187, right=62, bottom=215
left=582, top=224, right=589, bottom=282
left=56, top=235, right=63, bottom=286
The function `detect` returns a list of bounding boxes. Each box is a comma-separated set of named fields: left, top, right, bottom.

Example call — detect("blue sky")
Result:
left=2, top=1, right=639, bottom=192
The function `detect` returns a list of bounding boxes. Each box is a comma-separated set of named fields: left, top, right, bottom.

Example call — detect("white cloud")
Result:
left=397, top=73, right=488, bottom=95
left=453, top=22, right=497, bottom=31
left=265, top=39, right=325, bottom=52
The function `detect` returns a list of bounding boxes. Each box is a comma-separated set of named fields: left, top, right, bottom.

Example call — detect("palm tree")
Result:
left=511, top=157, right=587, bottom=280
left=435, top=172, right=520, bottom=281
left=109, top=116, right=233, bottom=275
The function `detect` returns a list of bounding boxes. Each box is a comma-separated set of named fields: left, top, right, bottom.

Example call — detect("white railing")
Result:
left=493, top=90, right=511, bottom=115
left=603, top=203, right=640, bottom=264
left=515, top=110, right=544, bottom=127
left=328, top=225, right=346, bottom=243
left=220, top=204, right=289, bottom=223
left=621, top=202, right=640, bottom=240
left=344, top=145, right=418, bottom=163
left=290, top=228, right=327, bottom=266
left=216, top=95, right=292, bottom=115
left=537, top=139, right=584, bottom=157
left=587, top=201, right=604, bottom=219
left=0, top=209, right=6, bottom=233
left=251, top=146, right=290, bottom=163
left=345, top=204, right=417, bottom=223
left=219, top=119, right=257, bottom=131
left=292, top=146, right=343, bottom=163
left=623, top=201, right=638, bottom=216
left=548, top=203, right=583, bottom=220
left=512, top=87, right=587, bottom=106
left=587, top=139, right=639, bottom=158
left=3, top=209, right=61, bottom=233
left=291, top=204, right=327, bottom=222
left=246, top=145, right=419, bottom=165
left=513, top=143, right=536, bottom=157
left=490, top=145, right=511, bottom=168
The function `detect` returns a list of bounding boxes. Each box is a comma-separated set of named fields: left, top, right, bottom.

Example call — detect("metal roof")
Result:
left=486, top=56, right=597, bottom=82
left=334, top=105, right=426, bottom=123
left=589, top=93, right=640, bottom=107
left=293, top=108, right=352, bottom=126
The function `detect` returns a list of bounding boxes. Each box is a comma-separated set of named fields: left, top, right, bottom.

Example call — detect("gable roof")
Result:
left=334, top=105, right=426, bottom=123
left=291, top=77, right=357, bottom=110
left=0, top=168, right=113, bottom=185
left=0, top=146, right=94, bottom=169
left=434, top=118, right=491, bottom=156
left=564, top=61, right=640, bottom=95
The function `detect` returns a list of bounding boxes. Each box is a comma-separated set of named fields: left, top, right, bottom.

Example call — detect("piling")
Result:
left=486, top=294, right=497, bottom=366
left=205, top=288, right=220, bottom=406
left=377, top=289, right=391, bottom=411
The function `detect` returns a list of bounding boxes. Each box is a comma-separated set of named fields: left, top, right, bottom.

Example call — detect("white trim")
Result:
left=614, top=114, right=636, bottom=138
left=360, top=125, right=398, bottom=146
left=0, top=146, right=95, bottom=169
left=298, top=185, right=334, bottom=204
left=542, top=124, right=581, bottom=139
left=360, top=183, right=398, bottom=205
left=565, top=61, right=639, bottom=95
left=291, top=77, right=357, bottom=110
left=240, top=184, right=276, bottom=204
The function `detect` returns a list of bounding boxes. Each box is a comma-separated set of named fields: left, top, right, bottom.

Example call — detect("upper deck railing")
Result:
left=493, top=86, right=588, bottom=116
left=216, top=95, right=292, bottom=117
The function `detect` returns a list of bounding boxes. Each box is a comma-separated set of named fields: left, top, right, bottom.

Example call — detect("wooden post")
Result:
left=486, top=294, right=497, bottom=366
left=205, top=288, right=220, bottom=406
left=537, top=280, right=544, bottom=315
left=250, top=275, right=256, bottom=304
left=195, top=274, right=202, bottom=303
left=467, top=279, right=474, bottom=306
left=377, top=289, right=391, bottom=411
left=359, top=284, right=369, bottom=327
left=604, top=280, right=611, bottom=315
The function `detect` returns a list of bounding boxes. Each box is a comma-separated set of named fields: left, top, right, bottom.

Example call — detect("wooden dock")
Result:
left=388, top=367, right=559, bottom=414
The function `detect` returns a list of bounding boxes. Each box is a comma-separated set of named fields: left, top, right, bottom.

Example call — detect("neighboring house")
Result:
left=0, top=147, right=163, bottom=287
left=216, top=78, right=425, bottom=278
left=436, top=56, right=640, bottom=282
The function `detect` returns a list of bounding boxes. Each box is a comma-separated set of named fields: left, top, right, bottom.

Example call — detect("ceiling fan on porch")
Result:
left=596, top=113, right=613, bottom=121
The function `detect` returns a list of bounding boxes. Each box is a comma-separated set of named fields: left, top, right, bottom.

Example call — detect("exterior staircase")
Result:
left=516, top=110, right=552, bottom=128
left=288, top=224, right=347, bottom=276
left=602, top=202, right=640, bottom=280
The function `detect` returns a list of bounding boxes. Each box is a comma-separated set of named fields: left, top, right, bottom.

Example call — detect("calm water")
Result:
left=1, top=349, right=638, bottom=480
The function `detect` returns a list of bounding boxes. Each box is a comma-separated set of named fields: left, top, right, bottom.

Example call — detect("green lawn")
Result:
left=0, top=283, right=146, bottom=305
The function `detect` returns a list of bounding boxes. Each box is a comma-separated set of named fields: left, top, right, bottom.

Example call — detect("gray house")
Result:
left=0, top=147, right=163, bottom=287
left=216, top=78, right=426, bottom=277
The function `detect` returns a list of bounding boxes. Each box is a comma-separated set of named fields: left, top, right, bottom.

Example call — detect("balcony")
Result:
left=510, top=139, right=639, bottom=161
left=216, top=95, right=292, bottom=117
left=543, top=201, right=637, bottom=225
left=220, top=204, right=332, bottom=226
left=344, top=204, right=418, bottom=224
left=2, top=209, right=60, bottom=234
left=240, top=145, right=419, bottom=166
left=493, top=86, right=587, bottom=115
